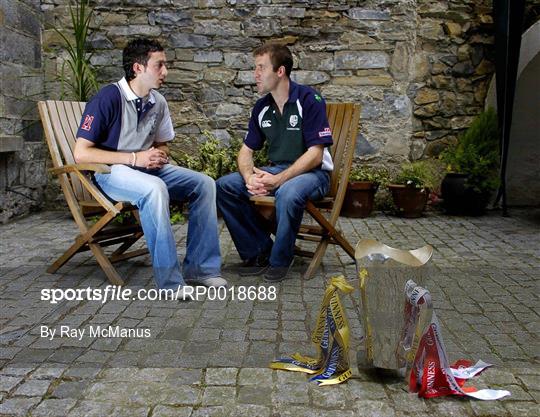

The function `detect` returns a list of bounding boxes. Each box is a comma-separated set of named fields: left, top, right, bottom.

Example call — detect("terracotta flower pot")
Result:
left=341, top=181, right=378, bottom=218
left=388, top=184, right=429, bottom=218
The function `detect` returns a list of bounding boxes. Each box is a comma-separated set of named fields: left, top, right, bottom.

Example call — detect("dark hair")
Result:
left=123, top=38, right=164, bottom=81
left=253, top=43, right=293, bottom=77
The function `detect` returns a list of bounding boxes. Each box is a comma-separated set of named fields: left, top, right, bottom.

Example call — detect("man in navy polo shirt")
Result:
left=216, top=43, right=333, bottom=282
left=74, top=38, right=226, bottom=294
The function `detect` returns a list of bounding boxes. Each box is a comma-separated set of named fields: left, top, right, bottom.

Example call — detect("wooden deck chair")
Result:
left=251, top=102, right=361, bottom=280
left=38, top=100, right=148, bottom=285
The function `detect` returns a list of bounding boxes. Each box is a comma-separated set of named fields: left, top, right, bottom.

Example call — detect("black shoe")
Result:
left=238, top=253, right=270, bottom=276
left=263, top=266, right=290, bottom=282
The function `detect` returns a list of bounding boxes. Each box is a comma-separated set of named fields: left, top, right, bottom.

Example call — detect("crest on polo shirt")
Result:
left=289, top=115, right=298, bottom=127
left=81, top=115, right=94, bottom=131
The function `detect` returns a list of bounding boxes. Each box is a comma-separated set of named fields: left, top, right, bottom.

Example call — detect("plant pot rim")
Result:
left=388, top=183, right=429, bottom=191
left=348, top=181, right=379, bottom=190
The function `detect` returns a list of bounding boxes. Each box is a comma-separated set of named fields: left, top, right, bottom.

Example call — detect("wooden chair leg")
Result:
left=331, top=231, right=355, bottom=259
left=89, top=243, right=124, bottom=286
left=303, top=239, right=330, bottom=280
left=109, top=233, right=147, bottom=262
left=305, top=202, right=355, bottom=259
left=47, top=237, right=88, bottom=273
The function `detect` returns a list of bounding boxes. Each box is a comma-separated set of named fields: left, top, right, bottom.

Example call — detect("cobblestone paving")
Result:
left=0, top=209, right=538, bottom=417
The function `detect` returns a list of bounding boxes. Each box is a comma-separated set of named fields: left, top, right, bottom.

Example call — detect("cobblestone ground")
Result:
left=0, top=209, right=538, bottom=417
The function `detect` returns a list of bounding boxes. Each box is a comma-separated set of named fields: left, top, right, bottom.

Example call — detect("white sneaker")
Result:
left=186, top=276, right=228, bottom=288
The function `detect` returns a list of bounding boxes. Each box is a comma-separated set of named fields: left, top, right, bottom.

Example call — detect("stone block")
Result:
left=224, top=52, right=253, bottom=70
left=384, top=132, right=410, bottom=156
left=444, top=22, right=462, bottom=37
left=89, top=50, right=122, bottom=66
left=339, top=31, right=376, bottom=46
left=414, top=103, right=439, bottom=118
left=198, top=0, right=227, bottom=7
left=243, top=19, right=279, bottom=37
left=348, top=9, right=391, bottom=21
left=196, top=86, right=224, bottom=103
left=213, top=36, right=260, bottom=49
left=15, top=379, right=51, bottom=396
left=31, top=399, right=78, bottom=417
left=0, top=28, right=41, bottom=68
left=106, top=25, right=161, bottom=37
left=290, top=70, right=330, bottom=85
left=203, top=68, right=236, bottom=83
left=202, top=386, right=236, bottom=406
left=0, top=375, right=23, bottom=391
left=390, top=42, right=410, bottom=80
left=452, top=62, right=475, bottom=76
left=194, top=51, right=223, bottom=63
left=0, top=136, right=23, bottom=153
left=148, top=10, right=192, bottom=26
left=335, top=51, right=390, bottom=70
left=88, top=33, right=113, bottom=50
left=257, top=7, right=305, bottom=18
left=415, top=88, right=439, bottom=105
left=450, top=115, right=474, bottom=130
left=194, top=20, right=241, bottom=36
left=234, top=71, right=254, bottom=86
left=97, top=11, right=128, bottom=26
left=438, top=55, right=457, bottom=69
left=215, top=103, right=243, bottom=117
left=418, top=19, right=444, bottom=40
left=0, top=397, right=41, bottom=416
left=170, top=33, right=211, bottom=48
left=167, top=69, right=203, bottom=84
left=388, top=94, right=412, bottom=117
left=298, top=52, right=334, bottom=71
left=1, top=0, right=41, bottom=38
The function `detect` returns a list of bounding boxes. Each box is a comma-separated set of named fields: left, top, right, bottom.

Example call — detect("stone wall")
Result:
left=41, top=0, right=499, bottom=165
left=2, top=1, right=537, bottom=221
left=0, top=0, right=46, bottom=223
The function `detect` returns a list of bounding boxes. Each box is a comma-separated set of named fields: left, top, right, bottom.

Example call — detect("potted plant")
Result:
left=341, top=165, right=389, bottom=218
left=388, top=159, right=444, bottom=218
left=439, top=108, right=499, bottom=215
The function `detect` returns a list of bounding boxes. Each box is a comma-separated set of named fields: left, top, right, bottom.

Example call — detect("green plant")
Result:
left=392, top=159, right=445, bottom=190
left=170, top=206, right=186, bottom=225
left=440, top=108, right=500, bottom=193
left=170, top=131, right=268, bottom=180
left=349, top=165, right=390, bottom=185
left=55, top=0, right=99, bottom=101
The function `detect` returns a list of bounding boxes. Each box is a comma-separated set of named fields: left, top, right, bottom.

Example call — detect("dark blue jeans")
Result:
left=216, top=165, right=330, bottom=268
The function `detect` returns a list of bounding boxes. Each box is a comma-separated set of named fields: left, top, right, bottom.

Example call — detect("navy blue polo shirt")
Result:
left=76, top=77, right=175, bottom=152
left=245, top=81, right=334, bottom=170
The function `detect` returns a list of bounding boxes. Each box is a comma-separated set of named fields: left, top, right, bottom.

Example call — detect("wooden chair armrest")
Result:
left=49, top=163, right=111, bottom=175
left=49, top=164, right=118, bottom=215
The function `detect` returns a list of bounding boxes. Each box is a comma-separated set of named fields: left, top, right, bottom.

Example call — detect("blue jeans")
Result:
left=94, top=164, right=221, bottom=289
left=216, top=165, right=330, bottom=268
